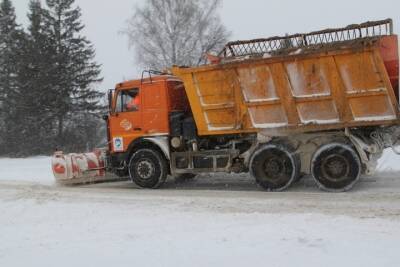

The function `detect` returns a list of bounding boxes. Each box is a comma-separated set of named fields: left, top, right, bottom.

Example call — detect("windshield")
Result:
left=115, top=88, right=140, bottom=113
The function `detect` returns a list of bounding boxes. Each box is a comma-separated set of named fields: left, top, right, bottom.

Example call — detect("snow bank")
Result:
left=377, top=149, right=400, bottom=172
left=0, top=157, right=54, bottom=185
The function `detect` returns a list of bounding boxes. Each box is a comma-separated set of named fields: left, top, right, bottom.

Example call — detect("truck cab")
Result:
left=105, top=74, right=191, bottom=185
left=108, top=75, right=188, bottom=152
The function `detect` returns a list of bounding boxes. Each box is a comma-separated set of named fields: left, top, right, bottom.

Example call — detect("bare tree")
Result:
left=124, top=0, right=230, bottom=70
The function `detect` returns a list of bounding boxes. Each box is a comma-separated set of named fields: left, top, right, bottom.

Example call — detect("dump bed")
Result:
left=172, top=19, right=400, bottom=136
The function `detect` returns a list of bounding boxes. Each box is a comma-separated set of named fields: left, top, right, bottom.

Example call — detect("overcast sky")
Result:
left=13, top=0, right=400, bottom=91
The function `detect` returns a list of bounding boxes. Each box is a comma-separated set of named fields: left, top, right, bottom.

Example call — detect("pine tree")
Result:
left=14, top=0, right=56, bottom=155
left=42, top=0, right=104, bottom=151
left=0, top=0, right=103, bottom=155
left=0, top=0, right=25, bottom=155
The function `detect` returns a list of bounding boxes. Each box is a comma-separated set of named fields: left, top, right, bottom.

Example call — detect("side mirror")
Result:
left=102, top=114, right=109, bottom=121
left=107, top=89, right=114, bottom=113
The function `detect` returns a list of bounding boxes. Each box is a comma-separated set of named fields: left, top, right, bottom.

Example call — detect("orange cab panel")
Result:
left=142, top=81, right=169, bottom=135
left=108, top=77, right=173, bottom=153
left=108, top=87, right=144, bottom=153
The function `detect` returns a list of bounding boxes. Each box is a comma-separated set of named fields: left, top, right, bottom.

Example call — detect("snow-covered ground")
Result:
left=377, top=149, right=400, bottom=172
left=0, top=156, right=54, bottom=185
left=1, top=150, right=400, bottom=267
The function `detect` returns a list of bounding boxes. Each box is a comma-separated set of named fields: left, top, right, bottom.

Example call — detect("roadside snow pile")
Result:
left=377, top=149, right=400, bottom=172
left=0, top=157, right=54, bottom=185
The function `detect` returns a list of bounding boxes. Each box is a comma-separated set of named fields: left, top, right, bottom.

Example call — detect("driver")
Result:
left=125, top=91, right=140, bottom=111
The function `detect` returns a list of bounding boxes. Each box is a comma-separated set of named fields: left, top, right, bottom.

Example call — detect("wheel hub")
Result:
left=264, top=159, right=284, bottom=178
left=136, top=159, right=155, bottom=179
left=321, top=154, right=349, bottom=181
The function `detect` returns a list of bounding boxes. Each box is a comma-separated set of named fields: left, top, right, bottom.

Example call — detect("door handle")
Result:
left=134, top=128, right=142, bottom=131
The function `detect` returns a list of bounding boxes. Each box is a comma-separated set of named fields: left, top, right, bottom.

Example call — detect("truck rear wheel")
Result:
left=250, top=143, right=300, bottom=192
left=311, top=143, right=361, bottom=192
left=129, top=149, right=167, bottom=189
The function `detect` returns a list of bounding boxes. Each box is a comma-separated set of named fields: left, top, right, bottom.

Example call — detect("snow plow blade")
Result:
left=51, top=149, right=117, bottom=185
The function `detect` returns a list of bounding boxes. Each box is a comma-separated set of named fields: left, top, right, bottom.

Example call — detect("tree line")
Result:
left=0, top=0, right=104, bottom=157
left=0, top=0, right=230, bottom=157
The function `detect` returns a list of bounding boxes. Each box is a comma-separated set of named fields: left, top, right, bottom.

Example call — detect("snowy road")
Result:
left=1, top=157, right=400, bottom=267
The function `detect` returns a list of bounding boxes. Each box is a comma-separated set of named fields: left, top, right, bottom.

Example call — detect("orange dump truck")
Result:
left=53, top=19, right=400, bottom=192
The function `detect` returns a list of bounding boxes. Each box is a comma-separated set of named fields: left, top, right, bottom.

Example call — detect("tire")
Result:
left=311, top=143, right=361, bottom=192
left=249, top=143, right=300, bottom=192
left=128, top=149, right=168, bottom=189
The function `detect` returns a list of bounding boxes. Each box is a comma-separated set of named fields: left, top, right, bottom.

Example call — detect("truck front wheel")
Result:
left=129, top=149, right=168, bottom=189
left=250, top=143, right=300, bottom=191
left=311, top=143, right=361, bottom=192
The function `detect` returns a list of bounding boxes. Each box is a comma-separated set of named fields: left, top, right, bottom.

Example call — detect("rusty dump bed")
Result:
left=172, top=19, right=400, bottom=136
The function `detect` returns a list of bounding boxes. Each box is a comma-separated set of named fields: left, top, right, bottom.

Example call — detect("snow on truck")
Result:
left=52, top=19, right=400, bottom=192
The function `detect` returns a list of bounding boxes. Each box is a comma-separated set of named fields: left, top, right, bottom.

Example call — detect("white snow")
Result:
left=1, top=154, right=400, bottom=267
left=285, top=62, right=330, bottom=97
left=0, top=156, right=54, bottom=185
left=339, top=64, right=353, bottom=91
left=288, top=48, right=303, bottom=55
left=247, top=105, right=289, bottom=129
left=262, top=52, right=272, bottom=58
left=1, top=195, right=400, bottom=267
left=300, top=118, right=340, bottom=125
left=238, top=66, right=279, bottom=102
left=204, top=114, right=235, bottom=131
left=248, top=111, right=288, bottom=128
left=293, top=92, right=331, bottom=98
left=377, top=149, right=400, bottom=172
left=347, top=87, right=386, bottom=94
left=354, top=115, right=397, bottom=122
left=246, top=97, right=280, bottom=103
left=251, top=122, right=288, bottom=128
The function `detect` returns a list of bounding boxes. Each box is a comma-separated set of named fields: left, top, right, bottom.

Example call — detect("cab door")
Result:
left=141, top=82, right=169, bottom=135
left=109, top=88, right=143, bottom=153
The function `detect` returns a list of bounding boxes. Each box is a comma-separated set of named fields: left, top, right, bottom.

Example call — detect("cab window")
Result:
left=115, top=88, right=140, bottom=113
